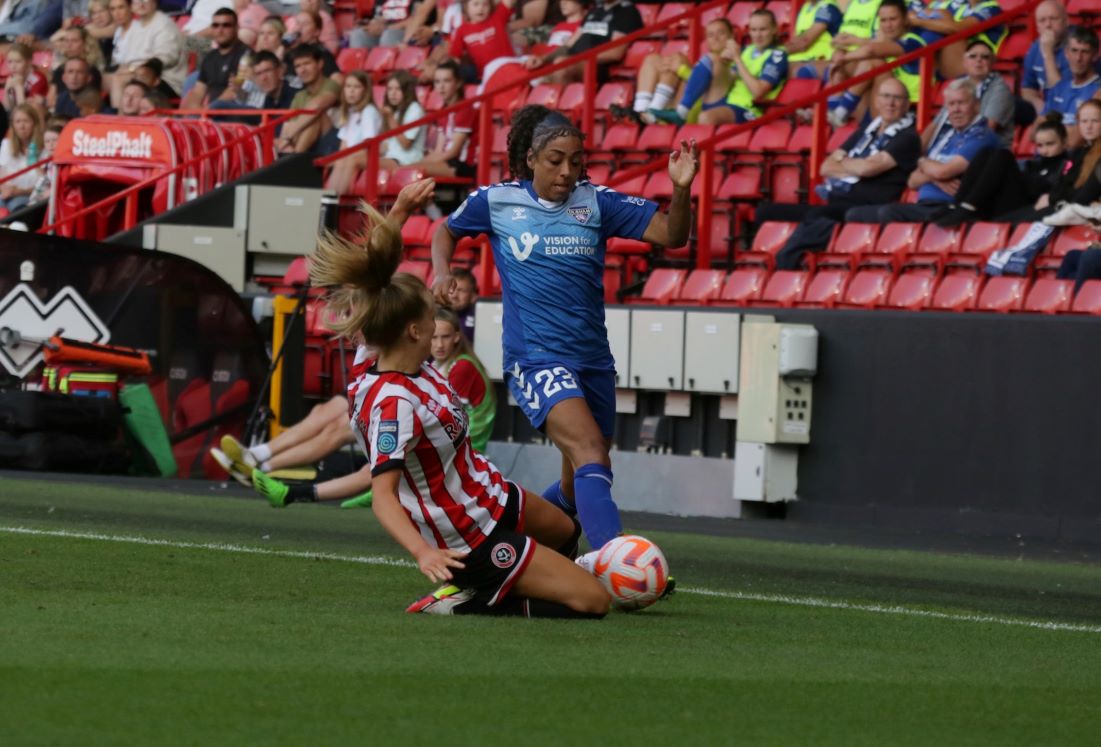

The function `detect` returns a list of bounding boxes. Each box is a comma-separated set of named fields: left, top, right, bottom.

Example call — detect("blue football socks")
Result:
left=573, top=463, right=622, bottom=549
left=541, top=480, right=576, bottom=516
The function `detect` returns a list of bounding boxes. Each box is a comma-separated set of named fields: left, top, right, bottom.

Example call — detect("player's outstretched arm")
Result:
left=372, top=471, right=467, bottom=582
left=641, top=139, right=700, bottom=248
left=431, top=222, right=459, bottom=304
left=386, top=178, right=436, bottom=226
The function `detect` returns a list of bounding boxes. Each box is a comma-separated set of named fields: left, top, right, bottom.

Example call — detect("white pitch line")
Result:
left=4, top=524, right=1100, bottom=635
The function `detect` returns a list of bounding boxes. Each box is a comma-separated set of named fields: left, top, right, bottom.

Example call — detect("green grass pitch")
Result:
left=2, top=477, right=1101, bottom=746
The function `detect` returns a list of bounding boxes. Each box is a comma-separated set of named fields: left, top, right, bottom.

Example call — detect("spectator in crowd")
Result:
left=524, top=0, right=641, bottom=84
left=106, top=0, right=131, bottom=71
left=378, top=69, right=426, bottom=168
left=785, top=0, right=843, bottom=77
left=255, top=15, right=286, bottom=58
left=539, top=0, right=584, bottom=50
left=847, top=77, right=1001, bottom=223
left=612, top=17, right=734, bottom=126
left=181, top=7, right=251, bottom=110
left=698, top=9, right=787, bottom=125
left=408, top=60, right=477, bottom=181
left=52, top=57, right=96, bottom=118
left=118, top=78, right=149, bottom=115
left=449, top=0, right=522, bottom=84
left=4, top=43, right=48, bottom=115
left=922, top=39, right=1014, bottom=148
left=448, top=266, right=478, bottom=341
left=758, top=77, right=920, bottom=269
left=325, top=70, right=384, bottom=193
left=827, top=0, right=924, bottom=127
left=132, top=57, right=177, bottom=100
left=109, top=0, right=187, bottom=107
left=349, top=0, right=436, bottom=49
left=285, top=0, right=340, bottom=54
left=28, top=117, right=64, bottom=206
left=1019, top=0, right=1086, bottom=119
left=48, top=26, right=104, bottom=115
left=73, top=85, right=104, bottom=115
left=232, top=0, right=269, bottom=47
left=138, top=86, right=170, bottom=113
left=284, top=10, right=341, bottom=83
left=253, top=49, right=297, bottom=109
left=85, top=0, right=116, bottom=63
left=1042, top=25, right=1100, bottom=146
left=0, top=1, right=40, bottom=44
left=908, top=0, right=1007, bottom=80
left=0, top=102, right=41, bottom=213
left=509, top=0, right=565, bottom=52
left=935, top=113, right=1071, bottom=226
left=829, top=0, right=881, bottom=52
left=276, top=44, right=340, bottom=154
left=431, top=306, right=495, bottom=451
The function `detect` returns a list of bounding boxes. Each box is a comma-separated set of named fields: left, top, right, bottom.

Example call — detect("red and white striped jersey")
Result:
left=350, top=361, right=511, bottom=553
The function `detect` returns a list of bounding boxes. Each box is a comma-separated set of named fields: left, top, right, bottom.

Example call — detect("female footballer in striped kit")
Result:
left=311, top=179, right=609, bottom=618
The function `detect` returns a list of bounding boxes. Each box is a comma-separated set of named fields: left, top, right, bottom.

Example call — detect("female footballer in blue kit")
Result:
left=431, top=105, right=700, bottom=555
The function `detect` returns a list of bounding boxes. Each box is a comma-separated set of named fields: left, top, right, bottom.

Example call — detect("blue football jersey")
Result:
left=447, top=180, right=658, bottom=368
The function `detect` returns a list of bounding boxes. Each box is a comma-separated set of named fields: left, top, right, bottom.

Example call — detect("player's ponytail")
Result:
left=309, top=202, right=431, bottom=348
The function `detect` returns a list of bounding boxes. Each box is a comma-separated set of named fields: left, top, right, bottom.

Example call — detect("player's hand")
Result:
left=415, top=547, right=467, bottom=583
left=392, top=178, right=436, bottom=216
left=668, top=139, right=700, bottom=189
left=432, top=272, right=457, bottom=306
left=1039, top=29, right=1057, bottom=52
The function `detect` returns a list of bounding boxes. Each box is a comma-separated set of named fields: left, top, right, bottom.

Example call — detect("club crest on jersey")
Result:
left=377, top=420, right=398, bottom=455
left=491, top=542, right=517, bottom=569
left=511, top=206, right=527, bottom=221
left=567, top=206, right=592, bottom=224
left=507, top=231, right=540, bottom=261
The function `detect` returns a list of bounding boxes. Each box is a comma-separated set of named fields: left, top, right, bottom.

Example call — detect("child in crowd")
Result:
left=327, top=70, right=384, bottom=194
left=448, top=267, right=479, bottom=341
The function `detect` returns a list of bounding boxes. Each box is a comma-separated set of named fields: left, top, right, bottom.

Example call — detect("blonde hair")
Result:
left=309, top=202, right=431, bottom=348
left=7, top=103, right=43, bottom=158
left=434, top=306, right=474, bottom=361
left=338, top=70, right=373, bottom=128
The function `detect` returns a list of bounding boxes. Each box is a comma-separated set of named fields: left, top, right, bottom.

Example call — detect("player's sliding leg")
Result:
left=520, top=488, right=582, bottom=559
left=544, top=398, right=622, bottom=549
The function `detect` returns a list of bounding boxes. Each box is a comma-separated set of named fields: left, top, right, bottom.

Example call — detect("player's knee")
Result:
left=575, top=585, right=610, bottom=616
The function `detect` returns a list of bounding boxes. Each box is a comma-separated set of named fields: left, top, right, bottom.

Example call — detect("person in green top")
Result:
left=431, top=307, right=496, bottom=453
left=698, top=8, right=788, bottom=125
left=826, top=0, right=926, bottom=126
left=277, top=45, right=341, bottom=154
left=786, top=0, right=845, bottom=77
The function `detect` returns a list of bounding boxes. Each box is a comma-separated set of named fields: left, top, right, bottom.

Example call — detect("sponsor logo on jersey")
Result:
left=377, top=420, right=399, bottom=454
left=507, top=231, right=540, bottom=261
left=622, top=195, right=647, bottom=207
left=491, top=542, right=517, bottom=568
left=567, top=206, right=592, bottom=224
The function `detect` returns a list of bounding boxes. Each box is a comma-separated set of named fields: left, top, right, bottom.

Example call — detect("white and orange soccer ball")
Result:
left=592, top=535, right=669, bottom=611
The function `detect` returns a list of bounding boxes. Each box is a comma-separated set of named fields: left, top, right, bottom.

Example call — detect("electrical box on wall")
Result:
left=737, top=320, right=817, bottom=445
left=684, top=311, right=740, bottom=394
left=733, top=441, right=799, bottom=503
left=142, top=224, right=247, bottom=291
left=236, top=185, right=324, bottom=255
left=629, top=309, right=685, bottom=390
left=473, top=301, right=504, bottom=381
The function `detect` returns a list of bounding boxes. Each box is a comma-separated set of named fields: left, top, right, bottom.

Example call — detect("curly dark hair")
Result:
left=506, top=105, right=585, bottom=181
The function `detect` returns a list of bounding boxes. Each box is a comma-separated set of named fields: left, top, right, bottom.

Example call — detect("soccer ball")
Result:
left=592, top=535, right=669, bottom=611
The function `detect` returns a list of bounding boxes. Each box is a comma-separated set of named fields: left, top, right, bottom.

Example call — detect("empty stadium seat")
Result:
left=676, top=269, right=726, bottom=305
left=907, top=224, right=963, bottom=268
left=1052, top=225, right=1101, bottom=257
left=951, top=222, right=1011, bottom=268
left=396, top=259, right=431, bottom=283
left=883, top=272, right=936, bottom=310
left=557, top=83, right=585, bottom=116
left=336, top=48, right=367, bottom=73
left=525, top=83, right=562, bottom=109
left=1070, top=280, right=1101, bottom=314
left=819, top=222, right=879, bottom=269
left=740, top=221, right=796, bottom=268
left=839, top=269, right=892, bottom=308
left=365, top=46, right=397, bottom=72
left=630, top=268, right=687, bottom=305
left=976, top=276, right=1029, bottom=312
left=930, top=274, right=982, bottom=311
left=715, top=267, right=768, bottom=306
left=753, top=270, right=809, bottom=307
left=796, top=269, right=849, bottom=308
left=1023, top=278, right=1073, bottom=313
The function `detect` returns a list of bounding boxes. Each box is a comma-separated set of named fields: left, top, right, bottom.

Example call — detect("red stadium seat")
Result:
left=1070, top=280, right=1101, bottom=314
left=636, top=125, right=677, bottom=155
left=557, top=83, right=585, bottom=116
left=715, top=267, right=769, bottom=306
left=656, top=3, right=693, bottom=25
left=717, top=169, right=763, bottom=201
left=930, top=274, right=982, bottom=311
left=948, top=221, right=1011, bottom=269
left=740, top=221, right=796, bottom=268
left=336, top=48, right=367, bottom=73
left=883, top=272, right=936, bottom=310
left=976, top=276, right=1029, bottom=312
left=1052, top=225, right=1101, bottom=257
left=827, top=124, right=858, bottom=151
left=786, top=125, right=814, bottom=153
left=819, top=222, right=880, bottom=269
left=659, top=40, right=690, bottom=59
left=630, top=268, right=687, bottom=305
left=619, top=40, right=661, bottom=72
left=675, top=124, right=716, bottom=147
left=676, top=269, right=726, bottom=304
left=595, top=81, right=634, bottom=115
left=396, top=259, right=431, bottom=283
left=839, top=269, right=892, bottom=308
left=907, top=224, right=963, bottom=268
left=394, top=45, right=428, bottom=71
left=765, top=0, right=792, bottom=29
left=747, top=120, right=793, bottom=152
left=607, top=236, right=652, bottom=256
left=753, top=270, right=809, bottom=307
left=796, top=269, right=849, bottom=308
left=400, top=215, right=433, bottom=248
left=727, top=2, right=758, bottom=31
left=364, top=46, right=397, bottom=73
left=1023, top=278, right=1073, bottom=313
left=774, top=78, right=821, bottom=108
left=525, top=83, right=562, bottom=109
left=598, top=122, right=640, bottom=152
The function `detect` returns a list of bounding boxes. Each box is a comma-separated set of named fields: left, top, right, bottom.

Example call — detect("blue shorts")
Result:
left=505, top=361, right=616, bottom=439
left=702, top=99, right=753, bottom=123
